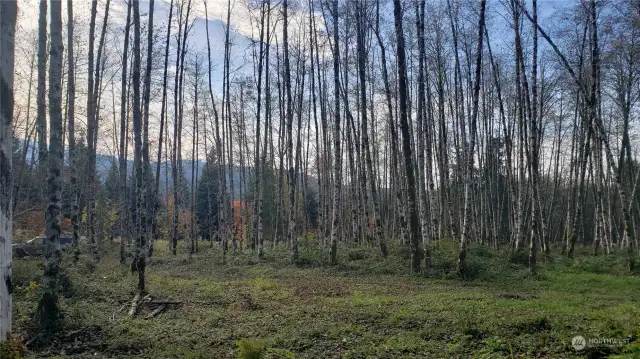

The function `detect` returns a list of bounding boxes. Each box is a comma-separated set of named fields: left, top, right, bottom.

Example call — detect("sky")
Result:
left=10, top=0, right=333, bottom=170
left=9, top=0, right=589, bottom=170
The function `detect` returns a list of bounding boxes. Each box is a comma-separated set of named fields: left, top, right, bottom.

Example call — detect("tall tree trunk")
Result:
left=528, top=0, right=544, bottom=272
left=119, top=0, right=132, bottom=264
left=252, top=0, right=266, bottom=258
left=172, top=0, right=192, bottom=255
left=260, top=2, right=272, bottom=254
left=204, top=0, right=227, bottom=262
left=222, top=0, right=235, bottom=254
left=86, top=0, right=99, bottom=260
left=189, top=62, right=200, bottom=259
left=485, top=27, right=515, bottom=241
left=131, top=0, right=146, bottom=293
left=67, top=0, right=80, bottom=262
left=36, top=0, right=48, bottom=191
left=39, top=0, right=64, bottom=328
left=393, top=0, right=422, bottom=273
left=459, top=0, right=486, bottom=275
left=171, top=5, right=182, bottom=256
left=415, top=0, right=430, bottom=267
left=283, top=0, right=298, bottom=261
left=357, top=1, right=387, bottom=258
left=142, top=0, right=155, bottom=257
left=153, top=0, right=174, bottom=258
left=86, top=0, right=111, bottom=261
left=0, top=0, right=17, bottom=341
left=329, top=0, right=341, bottom=265
left=512, top=0, right=527, bottom=252
left=374, top=0, right=403, bottom=245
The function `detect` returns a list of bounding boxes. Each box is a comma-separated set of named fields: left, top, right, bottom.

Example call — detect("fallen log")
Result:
left=144, top=304, right=167, bottom=319
left=128, top=293, right=142, bottom=316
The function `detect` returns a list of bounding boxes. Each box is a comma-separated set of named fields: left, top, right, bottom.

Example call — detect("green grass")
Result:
left=10, top=239, right=640, bottom=358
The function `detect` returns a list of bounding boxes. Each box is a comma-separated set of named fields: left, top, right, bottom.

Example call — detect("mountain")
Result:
left=16, top=139, right=317, bottom=200
left=96, top=154, right=251, bottom=199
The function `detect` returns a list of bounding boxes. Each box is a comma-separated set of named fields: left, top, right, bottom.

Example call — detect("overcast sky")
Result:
left=10, top=0, right=580, bottom=163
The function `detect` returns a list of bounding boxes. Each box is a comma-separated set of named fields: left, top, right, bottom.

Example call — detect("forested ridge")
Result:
left=1, top=0, right=640, bottom=357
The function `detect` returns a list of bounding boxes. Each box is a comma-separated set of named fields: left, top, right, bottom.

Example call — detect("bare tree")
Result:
left=329, top=0, right=341, bottom=265
left=36, top=0, right=48, bottom=186
left=142, top=0, right=155, bottom=255
left=252, top=0, right=267, bottom=259
left=67, top=0, right=80, bottom=262
left=357, top=0, right=387, bottom=258
left=393, top=0, right=422, bottom=273
left=131, top=0, right=146, bottom=293
left=459, top=0, right=486, bottom=275
left=283, top=0, right=298, bottom=261
left=86, top=0, right=99, bottom=259
left=204, top=0, right=228, bottom=263
left=0, top=0, right=17, bottom=342
left=153, top=0, right=175, bottom=257
left=38, top=0, right=64, bottom=329
left=119, top=0, right=132, bottom=264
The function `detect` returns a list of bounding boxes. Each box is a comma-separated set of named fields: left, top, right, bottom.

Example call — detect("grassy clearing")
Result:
left=9, top=240, right=640, bottom=358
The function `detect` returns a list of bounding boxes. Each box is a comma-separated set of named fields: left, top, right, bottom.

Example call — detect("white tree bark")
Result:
left=39, top=0, right=64, bottom=327
left=36, top=0, right=48, bottom=173
left=0, top=0, right=17, bottom=341
left=67, top=0, right=80, bottom=262
left=131, top=0, right=146, bottom=293
left=329, top=0, right=341, bottom=265
left=459, top=0, right=486, bottom=275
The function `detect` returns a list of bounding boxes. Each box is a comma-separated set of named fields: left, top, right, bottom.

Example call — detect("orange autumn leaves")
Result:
left=166, top=194, right=250, bottom=245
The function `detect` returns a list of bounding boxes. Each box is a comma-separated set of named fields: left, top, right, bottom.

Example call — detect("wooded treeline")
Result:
left=1, top=0, right=640, bottom=337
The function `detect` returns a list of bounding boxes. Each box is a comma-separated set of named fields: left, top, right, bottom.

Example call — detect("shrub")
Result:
left=0, top=335, right=27, bottom=359
left=347, top=248, right=368, bottom=261
left=237, top=339, right=266, bottom=359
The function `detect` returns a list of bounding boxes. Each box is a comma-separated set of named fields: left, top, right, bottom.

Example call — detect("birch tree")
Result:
left=459, top=0, right=486, bottom=275
left=131, top=0, right=146, bottom=293
left=204, top=0, right=228, bottom=263
left=119, top=0, right=132, bottom=264
left=356, top=0, right=387, bottom=258
left=153, top=0, right=174, bottom=258
left=67, top=0, right=80, bottom=262
left=329, top=0, right=341, bottom=265
left=142, top=0, right=155, bottom=255
left=252, top=0, right=267, bottom=259
left=38, top=0, right=64, bottom=329
left=0, top=0, right=17, bottom=342
left=86, top=0, right=99, bottom=259
left=283, top=0, right=299, bottom=261
left=36, top=0, right=47, bottom=185
left=393, top=0, right=422, bottom=273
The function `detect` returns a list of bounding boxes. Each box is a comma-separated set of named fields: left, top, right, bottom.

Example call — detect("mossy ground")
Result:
left=10, top=239, right=640, bottom=358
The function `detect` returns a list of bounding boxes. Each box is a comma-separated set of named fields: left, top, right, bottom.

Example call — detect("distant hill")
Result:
left=96, top=154, right=251, bottom=199
left=16, top=139, right=317, bottom=200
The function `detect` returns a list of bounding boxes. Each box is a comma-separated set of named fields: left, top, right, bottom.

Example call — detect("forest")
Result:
left=1, top=0, right=640, bottom=357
